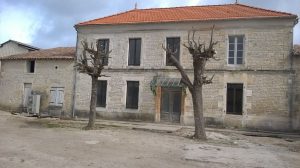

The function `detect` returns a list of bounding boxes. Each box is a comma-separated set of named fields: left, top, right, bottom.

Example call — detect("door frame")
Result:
left=155, top=86, right=185, bottom=123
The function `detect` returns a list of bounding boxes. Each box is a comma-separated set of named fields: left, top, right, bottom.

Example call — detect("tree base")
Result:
left=83, top=125, right=95, bottom=130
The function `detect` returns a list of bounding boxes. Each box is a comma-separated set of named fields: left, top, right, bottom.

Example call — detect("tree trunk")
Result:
left=86, top=76, right=98, bottom=129
left=192, top=85, right=207, bottom=140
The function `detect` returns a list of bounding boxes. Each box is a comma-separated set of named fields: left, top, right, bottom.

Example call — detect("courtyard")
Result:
left=0, top=110, right=299, bottom=168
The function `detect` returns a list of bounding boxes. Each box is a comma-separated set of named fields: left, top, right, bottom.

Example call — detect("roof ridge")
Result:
left=134, top=3, right=235, bottom=11
left=236, top=3, right=295, bottom=16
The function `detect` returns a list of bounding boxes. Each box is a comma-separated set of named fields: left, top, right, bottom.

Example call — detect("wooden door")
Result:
left=160, top=88, right=181, bottom=123
left=23, top=83, right=32, bottom=107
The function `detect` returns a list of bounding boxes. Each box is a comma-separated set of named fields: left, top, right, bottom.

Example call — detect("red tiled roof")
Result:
left=76, top=4, right=297, bottom=26
left=0, top=47, right=75, bottom=60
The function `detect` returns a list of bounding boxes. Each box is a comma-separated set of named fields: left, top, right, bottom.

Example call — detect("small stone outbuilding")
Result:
left=0, top=47, right=75, bottom=115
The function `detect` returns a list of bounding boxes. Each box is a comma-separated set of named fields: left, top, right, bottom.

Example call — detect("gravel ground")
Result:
left=0, top=111, right=299, bottom=168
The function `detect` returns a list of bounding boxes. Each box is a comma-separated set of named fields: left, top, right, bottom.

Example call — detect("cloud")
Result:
left=0, top=3, right=42, bottom=44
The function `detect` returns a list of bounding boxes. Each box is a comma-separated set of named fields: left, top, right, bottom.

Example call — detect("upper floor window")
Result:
left=26, top=60, right=35, bottom=73
left=228, top=35, right=244, bottom=65
left=128, top=38, right=141, bottom=66
left=126, top=81, right=139, bottom=109
left=166, top=37, right=180, bottom=66
left=96, top=80, right=107, bottom=107
left=97, top=39, right=109, bottom=66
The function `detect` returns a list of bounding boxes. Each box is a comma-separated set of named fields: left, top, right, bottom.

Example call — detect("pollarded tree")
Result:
left=163, top=26, right=218, bottom=140
left=75, top=40, right=110, bottom=129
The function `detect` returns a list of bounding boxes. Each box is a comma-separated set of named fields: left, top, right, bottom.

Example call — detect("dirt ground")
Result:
left=0, top=111, right=299, bottom=168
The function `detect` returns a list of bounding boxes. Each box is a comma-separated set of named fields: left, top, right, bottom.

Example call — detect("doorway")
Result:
left=160, top=87, right=182, bottom=123
left=226, top=83, right=243, bottom=115
left=23, top=83, right=32, bottom=108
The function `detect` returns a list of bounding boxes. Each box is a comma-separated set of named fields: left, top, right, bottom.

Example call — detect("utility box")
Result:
left=27, top=95, right=41, bottom=115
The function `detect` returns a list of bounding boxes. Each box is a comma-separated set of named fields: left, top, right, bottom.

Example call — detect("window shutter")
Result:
left=57, top=88, right=64, bottom=106
left=135, top=39, right=141, bottom=66
left=126, top=81, right=139, bottom=109
left=166, top=37, right=180, bottom=66
left=128, top=39, right=141, bottom=66
left=97, top=39, right=109, bottom=66
left=50, top=89, right=56, bottom=105
left=174, top=38, right=180, bottom=61
left=96, top=80, right=107, bottom=107
left=128, top=39, right=135, bottom=65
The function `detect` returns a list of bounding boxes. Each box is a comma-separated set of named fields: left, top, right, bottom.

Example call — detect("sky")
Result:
left=0, top=0, right=299, bottom=48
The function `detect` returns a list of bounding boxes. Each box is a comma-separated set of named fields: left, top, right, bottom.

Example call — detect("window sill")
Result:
left=226, top=64, right=246, bottom=70
left=126, top=66, right=143, bottom=69
left=96, top=107, right=107, bottom=112
left=124, top=108, right=139, bottom=113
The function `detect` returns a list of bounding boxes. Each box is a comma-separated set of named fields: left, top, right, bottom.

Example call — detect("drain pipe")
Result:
left=288, top=20, right=297, bottom=130
left=71, top=31, right=79, bottom=118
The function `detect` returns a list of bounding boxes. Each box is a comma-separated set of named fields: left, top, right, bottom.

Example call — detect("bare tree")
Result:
left=163, top=26, right=218, bottom=140
left=75, top=40, right=110, bottom=129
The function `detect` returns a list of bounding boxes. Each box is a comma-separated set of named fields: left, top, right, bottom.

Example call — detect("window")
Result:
left=166, top=37, right=180, bottom=66
left=126, top=81, right=139, bottom=109
left=96, top=80, right=107, bottom=107
left=50, top=87, right=64, bottom=106
left=97, top=39, right=109, bottom=66
left=226, top=84, right=243, bottom=115
left=228, top=35, right=244, bottom=65
left=26, top=60, right=35, bottom=73
left=128, top=38, right=141, bottom=66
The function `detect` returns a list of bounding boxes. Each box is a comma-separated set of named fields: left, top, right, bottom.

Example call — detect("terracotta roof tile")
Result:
left=76, top=4, right=297, bottom=26
left=0, top=47, right=75, bottom=60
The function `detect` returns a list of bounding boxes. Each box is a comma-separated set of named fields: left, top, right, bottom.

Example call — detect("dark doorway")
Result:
left=160, top=87, right=182, bottom=123
left=226, top=83, right=243, bottom=115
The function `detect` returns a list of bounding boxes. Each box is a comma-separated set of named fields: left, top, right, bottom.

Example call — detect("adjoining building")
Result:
left=0, top=40, right=40, bottom=58
left=0, top=47, right=75, bottom=115
left=73, top=3, right=300, bottom=131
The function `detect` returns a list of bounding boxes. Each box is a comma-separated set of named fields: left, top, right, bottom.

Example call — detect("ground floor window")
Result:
left=226, top=83, right=243, bottom=115
left=50, top=87, right=64, bottom=106
left=96, top=80, right=107, bottom=107
left=126, top=81, right=139, bottom=109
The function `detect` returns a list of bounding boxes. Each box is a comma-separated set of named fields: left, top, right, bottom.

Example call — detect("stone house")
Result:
left=0, top=47, right=75, bottom=115
left=0, top=40, right=40, bottom=58
left=74, top=3, right=300, bottom=131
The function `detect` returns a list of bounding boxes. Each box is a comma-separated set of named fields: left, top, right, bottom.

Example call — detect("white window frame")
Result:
left=228, top=35, right=245, bottom=65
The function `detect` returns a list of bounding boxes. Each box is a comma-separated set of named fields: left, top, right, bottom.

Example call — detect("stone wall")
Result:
left=74, top=18, right=297, bottom=131
left=0, top=59, right=74, bottom=115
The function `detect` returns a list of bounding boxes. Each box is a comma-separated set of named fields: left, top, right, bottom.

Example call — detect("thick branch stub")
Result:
left=162, top=44, right=193, bottom=90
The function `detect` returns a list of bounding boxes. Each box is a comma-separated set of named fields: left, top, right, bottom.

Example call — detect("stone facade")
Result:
left=74, top=18, right=299, bottom=131
left=0, top=59, right=74, bottom=114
